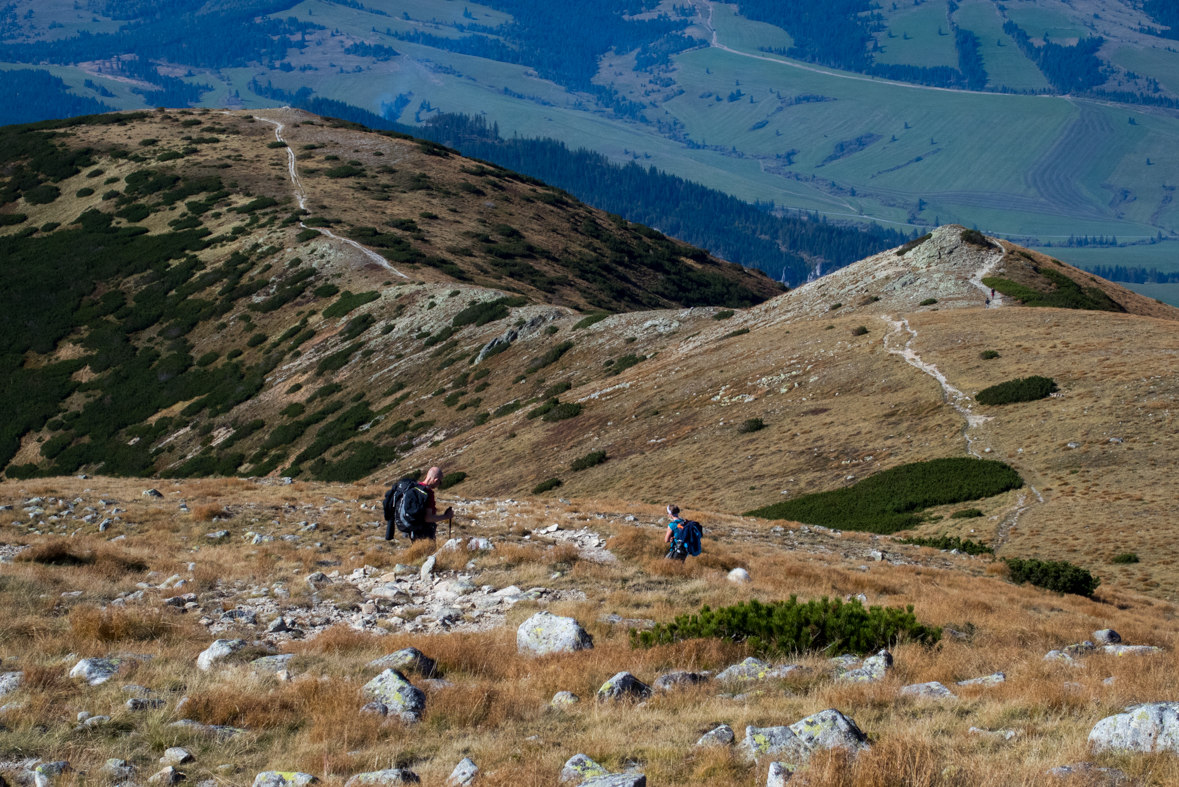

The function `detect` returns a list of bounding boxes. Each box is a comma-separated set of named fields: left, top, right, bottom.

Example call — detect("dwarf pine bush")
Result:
left=630, top=596, right=941, bottom=657
left=1004, top=557, right=1100, bottom=598
left=896, top=535, right=993, bottom=555
left=975, top=376, right=1057, bottom=406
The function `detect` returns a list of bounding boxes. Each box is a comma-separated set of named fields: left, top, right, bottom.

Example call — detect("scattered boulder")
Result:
left=33, top=762, right=70, bottom=787
left=148, top=766, right=184, bottom=785
left=467, top=538, right=493, bottom=551
left=1046, top=762, right=1127, bottom=783
left=550, top=691, right=580, bottom=708
left=253, top=774, right=319, bottom=787
left=420, top=555, right=436, bottom=583
left=653, top=671, right=707, bottom=692
left=728, top=568, right=751, bottom=584
left=83, top=715, right=110, bottom=728
left=368, top=648, right=437, bottom=678
left=168, top=719, right=245, bottom=738
left=560, top=755, right=609, bottom=783
left=161, top=748, right=194, bottom=766
left=596, top=672, right=652, bottom=702
left=839, top=650, right=892, bottom=683
left=517, top=611, right=593, bottom=656
left=1102, top=645, right=1161, bottom=656
left=362, top=670, right=426, bottom=723
left=127, top=697, right=167, bottom=710
left=717, top=657, right=798, bottom=683
left=900, top=682, right=954, bottom=699
left=742, top=725, right=810, bottom=762
left=767, top=762, right=796, bottom=787
left=1043, top=650, right=1076, bottom=665
left=305, top=572, right=330, bottom=589
left=143, top=489, right=164, bottom=498
left=957, top=672, right=1005, bottom=687
left=197, top=639, right=247, bottom=671
left=0, top=672, right=23, bottom=697
left=1093, top=629, right=1121, bottom=645
left=1089, top=702, right=1179, bottom=753
left=70, top=657, right=123, bottom=685
left=102, top=759, right=137, bottom=781
left=580, top=776, right=645, bottom=787
left=745, top=709, right=869, bottom=763
left=252, top=655, right=295, bottom=673
left=344, top=771, right=420, bottom=786
left=447, top=758, right=478, bottom=786
left=696, top=724, right=735, bottom=747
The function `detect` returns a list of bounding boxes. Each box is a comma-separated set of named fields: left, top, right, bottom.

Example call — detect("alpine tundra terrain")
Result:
left=3, top=108, right=1179, bottom=786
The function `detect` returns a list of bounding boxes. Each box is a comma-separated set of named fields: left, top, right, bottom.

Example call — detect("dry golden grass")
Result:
left=192, top=503, right=227, bottom=521
left=68, top=605, right=184, bottom=644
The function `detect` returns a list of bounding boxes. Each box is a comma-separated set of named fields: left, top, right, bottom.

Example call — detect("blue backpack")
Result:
left=671, top=519, right=703, bottom=557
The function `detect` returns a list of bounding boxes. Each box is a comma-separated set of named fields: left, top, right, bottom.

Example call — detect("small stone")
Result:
left=1046, top=762, right=1126, bottom=782
left=420, top=555, right=436, bottom=583
left=0, top=672, right=22, bottom=697
left=550, top=691, right=580, bottom=707
left=344, top=770, right=420, bottom=786
left=162, top=748, right=195, bottom=766
left=517, top=611, right=593, bottom=656
left=83, top=715, right=110, bottom=727
left=127, top=697, right=167, bottom=710
left=696, top=724, right=735, bottom=747
left=839, top=650, right=892, bottom=683
left=717, top=657, right=799, bottom=683
left=267, top=618, right=296, bottom=634
left=206, top=530, right=230, bottom=540
left=197, top=639, right=247, bottom=671
left=727, top=568, right=751, bottom=584
left=143, top=489, right=164, bottom=498
left=560, top=755, right=609, bottom=783
left=596, top=672, right=652, bottom=702
left=34, top=762, right=71, bottom=787
left=900, top=681, right=954, bottom=699
left=467, top=538, right=493, bottom=551
left=1093, top=629, right=1121, bottom=645
left=305, top=572, right=330, bottom=589
left=253, top=773, right=318, bottom=787
left=77, top=711, right=92, bottom=722
left=252, top=654, right=295, bottom=673
left=447, top=758, right=478, bottom=786
left=742, top=725, right=809, bottom=762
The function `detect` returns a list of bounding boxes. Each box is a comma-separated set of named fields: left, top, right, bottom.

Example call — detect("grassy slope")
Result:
left=874, top=0, right=959, bottom=68
left=952, top=0, right=1051, bottom=90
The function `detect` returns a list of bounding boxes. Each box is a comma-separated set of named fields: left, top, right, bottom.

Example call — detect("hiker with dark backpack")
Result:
left=383, top=466, right=453, bottom=542
left=663, top=504, right=702, bottom=562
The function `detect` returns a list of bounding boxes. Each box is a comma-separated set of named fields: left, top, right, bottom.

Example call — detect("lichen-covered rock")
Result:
left=596, top=672, right=652, bottom=702
left=343, top=770, right=420, bottom=786
left=1063, top=641, right=1096, bottom=657
left=0, top=672, right=23, bottom=697
left=717, top=658, right=798, bottom=683
left=70, top=658, right=123, bottom=685
left=1102, top=645, right=1162, bottom=657
left=900, top=681, right=954, bottom=699
left=305, top=572, right=330, bottom=589
left=517, top=611, right=593, bottom=656
left=551, top=691, right=581, bottom=708
left=839, top=650, right=892, bottom=683
left=790, top=709, right=869, bottom=754
left=1043, top=650, right=1078, bottom=665
left=252, top=655, right=295, bottom=674
left=1089, top=702, right=1179, bottom=753
left=653, top=671, right=707, bottom=692
left=580, top=776, right=646, bottom=787
left=253, top=773, right=319, bottom=787
left=148, top=766, right=184, bottom=785
left=127, top=697, right=167, bottom=711
left=742, top=726, right=810, bottom=762
left=197, top=640, right=247, bottom=671
left=447, top=758, right=478, bottom=786
left=560, top=754, right=608, bottom=783
left=767, top=762, right=796, bottom=787
left=957, top=672, right=1005, bottom=687
left=102, top=759, right=137, bottom=781
left=1093, top=629, right=1121, bottom=645
left=367, top=648, right=436, bottom=677
left=362, top=669, right=426, bottom=723
left=696, top=724, right=735, bottom=747
left=33, top=761, right=70, bottom=787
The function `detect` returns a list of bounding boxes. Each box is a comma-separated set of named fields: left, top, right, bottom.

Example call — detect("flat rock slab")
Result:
left=254, top=773, right=319, bottom=787
left=344, top=770, right=421, bottom=786
left=1102, top=645, right=1161, bottom=656
left=551, top=691, right=581, bottom=707
left=517, top=611, right=593, bottom=656
left=653, top=671, right=707, bottom=691
left=70, top=658, right=123, bottom=685
left=717, top=657, right=798, bottom=683
left=252, top=655, right=295, bottom=673
left=900, top=681, right=954, bottom=699
left=958, top=672, right=1005, bottom=687
left=362, top=670, right=425, bottom=722
left=580, top=775, right=646, bottom=787
left=838, top=650, right=892, bottom=683
left=169, top=719, right=245, bottom=738
left=0, top=672, right=23, bottom=697
left=1090, top=702, right=1179, bottom=753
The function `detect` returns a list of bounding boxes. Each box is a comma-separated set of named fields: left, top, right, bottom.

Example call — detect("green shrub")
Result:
left=313, top=283, right=339, bottom=298
left=919, top=298, right=937, bottom=306
left=526, top=341, right=574, bottom=373
left=570, top=450, right=607, bottom=471
left=526, top=398, right=558, bottom=419
left=980, top=350, right=1000, bottom=360
left=24, top=184, right=61, bottom=204
left=236, top=196, right=279, bottom=214
left=830, top=303, right=842, bottom=310
left=76, top=187, right=95, bottom=198
left=296, top=228, right=320, bottom=243
left=533, top=477, right=562, bottom=494
left=323, top=291, right=379, bottom=318
left=0, top=213, right=27, bottom=226
left=473, top=411, right=490, bottom=426
left=542, top=402, right=583, bottom=422
left=438, top=471, right=467, bottom=490
left=722, top=328, right=750, bottom=339
left=950, top=508, right=983, bottom=519
left=1111, top=552, right=1139, bottom=564
left=452, top=296, right=528, bottom=328
left=738, top=418, right=765, bottom=433
left=443, top=391, right=464, bottom=407
left=280, top=403, right=306, bottom=419
left=982, top=269, right=1123, bottom=312
left=542, top=381, right=572, bottom=400
left=246, top=333, right=266, bottom=348
left=308, top=383, right=343, bottom=402
left=324, top=165, right=364, bottom=179
left=1003, top=557, right=1100, bottom=598
left=850, top=326, right=869, bottom=336
left=493, top=401, right=522, bottom=418
left=573, top=312, right=609, bottom=330
left=226, top=348, right=243, bottom=360
left=631, top=597, right=941, bottom=657
left=960, top=228, right=990, bottom=248
left=895, top=535, right=993, bottom=555
left=713, top=309, right=735, bottom=320
left=896, top=233, right=932, bottom=256
left=266, top=141, right=288, bottom=149
left=315, top=343, right=363, bottom=375
left=746, top=457, right=1023, bottom=535
left=975, top=376, right=1057, bottom=406
left=606, top=354, right=645, bottom=377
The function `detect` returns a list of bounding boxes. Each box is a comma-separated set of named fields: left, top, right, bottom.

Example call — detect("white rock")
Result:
left=727, top=568, right=751, bottom=584
left=517, top=611, right=594, bottom=656
left=197, top=639, right=247, bottom=671
left=447, top=757, right=479, bottom=786
left=70, top=658, right=123, bottom=685
left=1090, top=702, right=1179, bottom=753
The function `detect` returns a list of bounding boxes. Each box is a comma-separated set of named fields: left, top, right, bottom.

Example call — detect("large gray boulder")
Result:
left=362, top=670, right=426, bottom=723
left=1089, top=702, right=1179, bottom=753
left=900, top=681, right=954, bottom=699
left=447, top=758, right=478, bottom=786
left=596, top=672, right=652, bottom=702
left=717, top=657, right=798, bottom=683
left=517, top=611, right=593, bottom=656
left=70, top=658, right=123, bottom=685
left=0, top=672, right=23, bottom=697
left=197, top=640, right=247, bottom=671
left=344, top=770, right=420, bottom=786
left=253, top=773, right=318, bottom=787
left=560, top=755, right=608, bottom=783
left=653, top=671, right=707, bottom=692
left=745, top=709, right=869, bottom=763
left=368, top=648, right=436, bottom=678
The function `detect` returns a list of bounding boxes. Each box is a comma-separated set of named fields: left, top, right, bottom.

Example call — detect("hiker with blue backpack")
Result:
left=664, top=504, right=702, bottom=561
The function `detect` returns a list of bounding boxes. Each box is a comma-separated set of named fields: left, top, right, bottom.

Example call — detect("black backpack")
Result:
left=383, top=478, right=432, bottom=540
